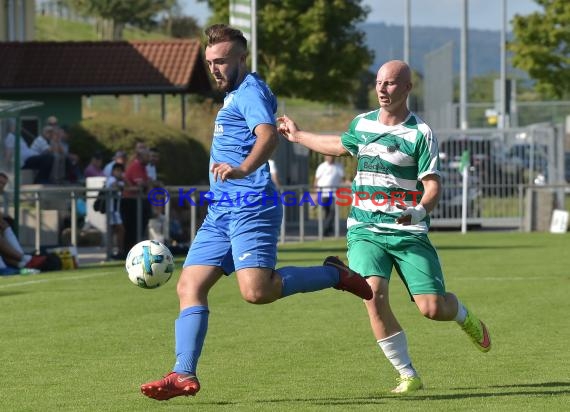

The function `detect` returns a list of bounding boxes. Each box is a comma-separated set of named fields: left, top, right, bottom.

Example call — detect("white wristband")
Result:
left=401, top=204, right=427, bottom=224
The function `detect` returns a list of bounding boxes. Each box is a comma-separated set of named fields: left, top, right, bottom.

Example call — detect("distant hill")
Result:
left=361, top=22, right=519, bottom=78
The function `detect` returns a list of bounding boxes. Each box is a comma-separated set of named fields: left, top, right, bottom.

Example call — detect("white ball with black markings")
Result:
left=125, top=240, right=174, bottom=289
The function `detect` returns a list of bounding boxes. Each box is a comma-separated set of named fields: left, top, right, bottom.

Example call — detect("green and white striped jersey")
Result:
left=340, top=109, right=440, bottom=234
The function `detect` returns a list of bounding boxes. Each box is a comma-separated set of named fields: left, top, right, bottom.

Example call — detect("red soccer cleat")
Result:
left=324, top=256, right=373, bottom=300
left=140, top=372, right=200, bottom=401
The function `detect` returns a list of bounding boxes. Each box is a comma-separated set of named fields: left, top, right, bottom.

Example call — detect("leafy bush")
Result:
left=69, top=114, right=209, bottom=185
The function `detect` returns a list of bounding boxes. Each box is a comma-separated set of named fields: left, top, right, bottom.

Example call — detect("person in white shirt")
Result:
left=314, top=155, right=345, bottom=236
left=145, top=147, right=160, bottom=183
left=4, top=126, right=36, bottom=168
left=4, top=122, right=54, bottom=184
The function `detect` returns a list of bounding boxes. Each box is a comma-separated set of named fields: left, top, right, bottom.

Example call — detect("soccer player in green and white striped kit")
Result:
left=278, top=60, right=491, bottom=394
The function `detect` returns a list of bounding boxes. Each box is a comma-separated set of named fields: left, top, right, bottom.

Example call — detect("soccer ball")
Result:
left=125, top=240, right=175, bottom=289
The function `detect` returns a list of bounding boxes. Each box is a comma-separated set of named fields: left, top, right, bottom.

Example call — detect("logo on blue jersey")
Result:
left=214, top=122, right=224, bottom=136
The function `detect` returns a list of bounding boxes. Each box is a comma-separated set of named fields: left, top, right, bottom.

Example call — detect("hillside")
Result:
left=36, top=15, right=515, bottom=79
left=35, top=15, right=169, bottom=41
left=361, top=22, right=520, bottom=78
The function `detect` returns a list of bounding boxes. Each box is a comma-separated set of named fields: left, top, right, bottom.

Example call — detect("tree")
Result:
left=161, top=16, right=202, bottom=38
left=66, top=0, right=177, bottom=40
left=198, top=0, right=373, bottom=103
left=509, top=0, right=570, bottom=99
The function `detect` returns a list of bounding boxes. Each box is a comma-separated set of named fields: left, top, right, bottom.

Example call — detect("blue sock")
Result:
left=173, top=305, right=209, bottom=375
left=278, top=266, right=339, bottom=297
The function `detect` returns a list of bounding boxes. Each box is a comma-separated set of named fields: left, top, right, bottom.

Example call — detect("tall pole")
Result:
left=251, top=0, right=257, bottom=72
left=499, top=0, right=507, bottom=129
left=460, top=0, right=468, bottom=130
left=403, top=0, right=410, bottom=64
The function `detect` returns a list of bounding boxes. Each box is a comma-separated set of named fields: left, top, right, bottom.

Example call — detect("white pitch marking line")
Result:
left=0, top=271, right=115, bottom=289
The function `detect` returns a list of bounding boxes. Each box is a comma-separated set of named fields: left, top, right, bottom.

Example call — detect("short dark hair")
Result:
left=0, top=172, right=8, bottom=180
left=112, top=162, right=125, bottom=172
left=205, top=24, right=247, bottom=51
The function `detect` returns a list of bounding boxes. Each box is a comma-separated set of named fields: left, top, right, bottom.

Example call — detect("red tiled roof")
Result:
left=0, top=40, right=213, bottom=95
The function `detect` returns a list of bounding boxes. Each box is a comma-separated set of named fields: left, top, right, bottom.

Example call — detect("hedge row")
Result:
left=69, top=114, right=209, bottom=185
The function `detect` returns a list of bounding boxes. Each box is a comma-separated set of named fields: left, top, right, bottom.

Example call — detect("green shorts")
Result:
left=347, top=226, right=446, bottom=296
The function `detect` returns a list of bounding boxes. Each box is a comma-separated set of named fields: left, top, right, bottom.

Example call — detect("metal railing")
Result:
left=9, top=181, right=569, bottom=259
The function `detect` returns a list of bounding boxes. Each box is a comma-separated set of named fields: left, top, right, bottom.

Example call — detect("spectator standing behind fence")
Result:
left=145, top=147, right=160, bottom=184
left=106, top=163, right=126, bottom=259
left=58, top=125, right=83, bottom=184
left=145, top=147, right=166, bottom=242
left=122, top=142, right=151, bottom=251
left=47, top=124, right=70, bottom=184
left=84, top=152, right=105, bottom=178
left=103, top=150, right=127, bottom=178
left=314, top=155, right=345, bottom=236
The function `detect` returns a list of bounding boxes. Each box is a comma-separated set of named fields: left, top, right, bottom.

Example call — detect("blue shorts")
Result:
left=184, top=202, right=283, bottom=274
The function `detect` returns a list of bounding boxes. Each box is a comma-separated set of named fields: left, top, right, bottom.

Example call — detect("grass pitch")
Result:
left=1, top=232, right=569, bottom=411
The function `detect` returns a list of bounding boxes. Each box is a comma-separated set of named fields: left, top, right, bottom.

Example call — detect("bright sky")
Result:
left=181, top=0, right=542, bottom=31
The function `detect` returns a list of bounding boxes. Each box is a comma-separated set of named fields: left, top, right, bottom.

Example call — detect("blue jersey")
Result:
left=209, top=73, right=278, bottom=206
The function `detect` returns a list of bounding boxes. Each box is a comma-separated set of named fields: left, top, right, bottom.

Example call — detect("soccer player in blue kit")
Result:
left=140, top=24, right=373, bottom=401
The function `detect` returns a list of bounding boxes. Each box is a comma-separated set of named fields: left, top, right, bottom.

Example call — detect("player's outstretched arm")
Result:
left=277, top=115, right=348, bottom=157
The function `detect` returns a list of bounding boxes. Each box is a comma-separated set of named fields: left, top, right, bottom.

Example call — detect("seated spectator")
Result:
left=84, top=152, right=105, bottom=178
left=46, top=115, right=58, bottom=127
left=0, top=172, right=44, bottom=274
left=103, top=150, right=127, bottom=178
left=22, top=126, right=55, bottom=184
left=22, top=116, right=77, bottom=184
left=4, top=120, right=36, bottom=170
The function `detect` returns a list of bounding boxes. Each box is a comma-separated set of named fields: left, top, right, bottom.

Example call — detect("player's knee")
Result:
left=176, top=273, right=207, bottom=301
left=416, top=299, right=441, bottom=319
left=240, top=288, right=275, bottom=304
left=176, top=277, right=192, bottom=299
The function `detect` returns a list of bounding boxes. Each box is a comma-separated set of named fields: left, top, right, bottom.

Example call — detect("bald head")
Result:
left=377, top=60, right=412, bottom=84
left=375, top=60, right=412, bottom=122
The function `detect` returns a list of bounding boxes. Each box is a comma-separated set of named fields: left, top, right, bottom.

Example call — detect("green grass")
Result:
left=1, top=233, right=569, bottom=411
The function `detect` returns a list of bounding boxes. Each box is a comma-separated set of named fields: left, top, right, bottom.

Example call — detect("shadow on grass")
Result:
left=192, top=382, right=570, bottom=406
left=456, top=381, right=570, bottom=390
left=0, top=290, right=26, bottom=297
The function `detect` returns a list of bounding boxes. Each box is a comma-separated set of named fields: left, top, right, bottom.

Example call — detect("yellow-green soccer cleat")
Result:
left=461, top=310, right=491, bottom=352
left=391, top=375, right=423, bottom=394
